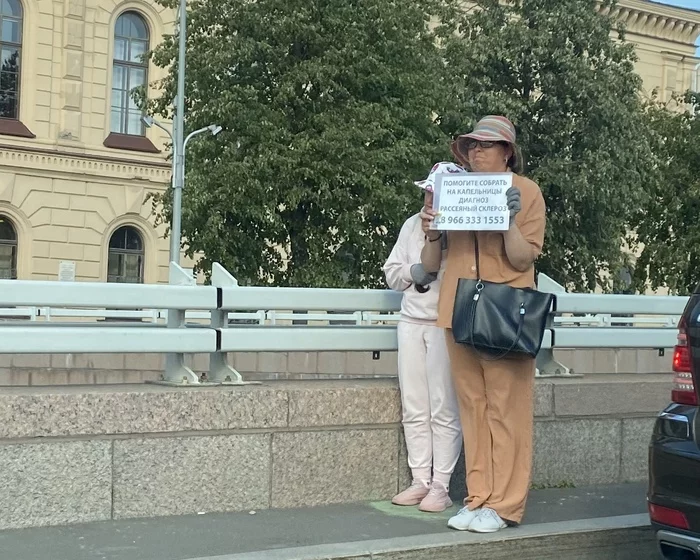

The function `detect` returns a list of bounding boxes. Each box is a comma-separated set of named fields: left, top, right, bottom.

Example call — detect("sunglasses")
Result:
left=464, top=139, right=508, bottom=150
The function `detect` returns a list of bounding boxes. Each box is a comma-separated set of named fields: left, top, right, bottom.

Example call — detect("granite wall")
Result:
left=0, top=375, right=669, bottom=529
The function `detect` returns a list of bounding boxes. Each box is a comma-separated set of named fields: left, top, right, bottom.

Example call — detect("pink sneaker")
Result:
left=392, top=480, right=430, bottom=506
left=418, top=483, right=453, bottom=513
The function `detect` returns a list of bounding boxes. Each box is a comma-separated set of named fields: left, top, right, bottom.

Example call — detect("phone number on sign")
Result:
left=434, top=215, right=506, bottom=226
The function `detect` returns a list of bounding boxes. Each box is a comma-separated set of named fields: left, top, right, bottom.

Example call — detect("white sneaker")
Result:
left=468, top=507, right=507, bottom=533
left=447, top=506, right=480, bottom=530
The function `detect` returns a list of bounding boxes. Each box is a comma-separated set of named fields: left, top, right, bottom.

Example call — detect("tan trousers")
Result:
left=445, top=330, right=535, bottom=524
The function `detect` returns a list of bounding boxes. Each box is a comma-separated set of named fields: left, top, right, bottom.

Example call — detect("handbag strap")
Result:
left=469, top=303, right=527, bottom=361
left=474, top=233, right=480, bottom=280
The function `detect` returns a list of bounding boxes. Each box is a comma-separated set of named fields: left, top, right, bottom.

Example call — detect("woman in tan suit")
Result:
left=420, top=115, right=546, bottom=533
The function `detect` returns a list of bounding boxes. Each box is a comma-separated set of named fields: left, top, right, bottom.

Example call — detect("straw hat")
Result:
left=451, top=115, right=523, bottom=174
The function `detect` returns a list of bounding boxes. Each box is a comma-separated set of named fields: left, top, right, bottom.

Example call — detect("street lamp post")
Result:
left=156, top=0, right=223, bottom=271
left=142, top=117, right=176, bottom=256
left=172, top=0, right=187, bottom=272
left=142, top=116, right=221, bottom=266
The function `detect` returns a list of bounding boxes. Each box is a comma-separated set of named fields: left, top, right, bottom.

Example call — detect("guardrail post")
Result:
left=536, top=272, right=579, bottom=378
left=208, top=263, right=260, bottom=385
left=161, top=262, right=203, bottom=385
left=537, top=272, right=566, bottom=294
left=536, top=349, right=575, bottom=377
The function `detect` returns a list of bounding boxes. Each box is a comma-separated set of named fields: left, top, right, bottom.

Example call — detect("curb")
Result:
left=185, top=513, right=654, bottom=560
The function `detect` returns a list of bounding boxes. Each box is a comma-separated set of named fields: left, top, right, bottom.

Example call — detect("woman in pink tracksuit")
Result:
left=382, top=162, right=463, bottom=513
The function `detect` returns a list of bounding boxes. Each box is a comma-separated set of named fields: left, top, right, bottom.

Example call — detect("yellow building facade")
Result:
left=614, top=0, right=700, bottom=101
left=0, top=0, right=177, bottom=284
left=0, top=0, right=698, bottom=284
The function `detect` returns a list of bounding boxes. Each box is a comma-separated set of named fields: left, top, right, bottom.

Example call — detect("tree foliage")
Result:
left=148, top=0, right=666, bottom=292
left=440, top=0, right=659, bottom=291
left=148, top=0, right=456, bottom=287
left=631, top=92, right=700, bottom=295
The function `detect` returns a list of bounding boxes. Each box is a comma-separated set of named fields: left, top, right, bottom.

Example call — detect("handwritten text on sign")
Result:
left=431, top=172, right=511, bottom=231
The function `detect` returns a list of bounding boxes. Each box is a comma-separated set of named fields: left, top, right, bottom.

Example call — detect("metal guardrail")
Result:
left=0, top=279, right=218, bottom=310
left=0, top=326, right=217, bottom=354
left=0, top=308, right=682, bottom=328
left=0, top=262, right=687, bottom=385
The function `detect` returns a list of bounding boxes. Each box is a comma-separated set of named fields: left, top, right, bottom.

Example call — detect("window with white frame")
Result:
left=0, top=0, right=22, bottom=120
left=110, top=12, right=150, bottom=136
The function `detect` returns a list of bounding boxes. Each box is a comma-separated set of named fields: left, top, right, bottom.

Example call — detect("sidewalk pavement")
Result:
left=0, top=482, right=653, bottom=560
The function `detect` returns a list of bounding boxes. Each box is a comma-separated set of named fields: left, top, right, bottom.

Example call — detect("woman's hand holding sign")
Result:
left=420, top=206, right=440, bottom=240
left=420, top=205, right=442, bottom=274
left=506, top=186, right=522, bottom=228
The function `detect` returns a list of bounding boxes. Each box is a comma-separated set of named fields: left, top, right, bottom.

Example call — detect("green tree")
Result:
left=439, top=0, right=659, bottom=291
left=631, top=92, right=700, bottom=295
left=147, top=0, right=457, bottom=287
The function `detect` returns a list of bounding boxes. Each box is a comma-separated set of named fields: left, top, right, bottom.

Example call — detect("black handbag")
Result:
left=451, top=235, right=554, bottom=359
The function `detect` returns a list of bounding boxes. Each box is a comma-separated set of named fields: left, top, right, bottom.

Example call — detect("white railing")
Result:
left=0, top=262, right=687, bottom=385
left=0, top=308, right=682, bottom=328
left=0, top=309, right=682, bottom=329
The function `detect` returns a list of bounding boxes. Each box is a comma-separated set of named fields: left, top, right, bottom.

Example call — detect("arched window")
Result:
left=0, top=0, right=23, bottom=120
left=108, top=225, right=144, bottom=283
left=0, top=214, right=17, bottom=279
left=110, top=12, right=149, bottom=136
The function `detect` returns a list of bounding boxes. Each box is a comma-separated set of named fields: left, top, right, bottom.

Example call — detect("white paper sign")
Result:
left=58, top=260, right=76, bottom=282
left=431, top=172, right=512, bottom=231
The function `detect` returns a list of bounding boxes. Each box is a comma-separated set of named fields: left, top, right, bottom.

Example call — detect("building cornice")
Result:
left=599, top=0, right=700, bottom=47
left=0, top=144, right=171, bottom=185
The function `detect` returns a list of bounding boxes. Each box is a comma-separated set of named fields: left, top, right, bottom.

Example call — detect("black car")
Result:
left=649, top=291, right=700, bottom=559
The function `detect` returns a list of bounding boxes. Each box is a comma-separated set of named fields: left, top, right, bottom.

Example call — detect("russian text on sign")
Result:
left=431, top=172, right=511, bottom=231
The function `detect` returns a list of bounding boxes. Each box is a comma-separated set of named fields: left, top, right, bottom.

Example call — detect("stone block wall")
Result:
left=0, top=374, right=670, bottom=529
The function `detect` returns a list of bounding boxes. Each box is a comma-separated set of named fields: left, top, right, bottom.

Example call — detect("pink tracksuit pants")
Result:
left=397, top=320, right=462, bottom=486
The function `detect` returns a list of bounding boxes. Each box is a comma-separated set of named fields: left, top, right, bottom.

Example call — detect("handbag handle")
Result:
left=474, top=233, right=481, bottom=279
